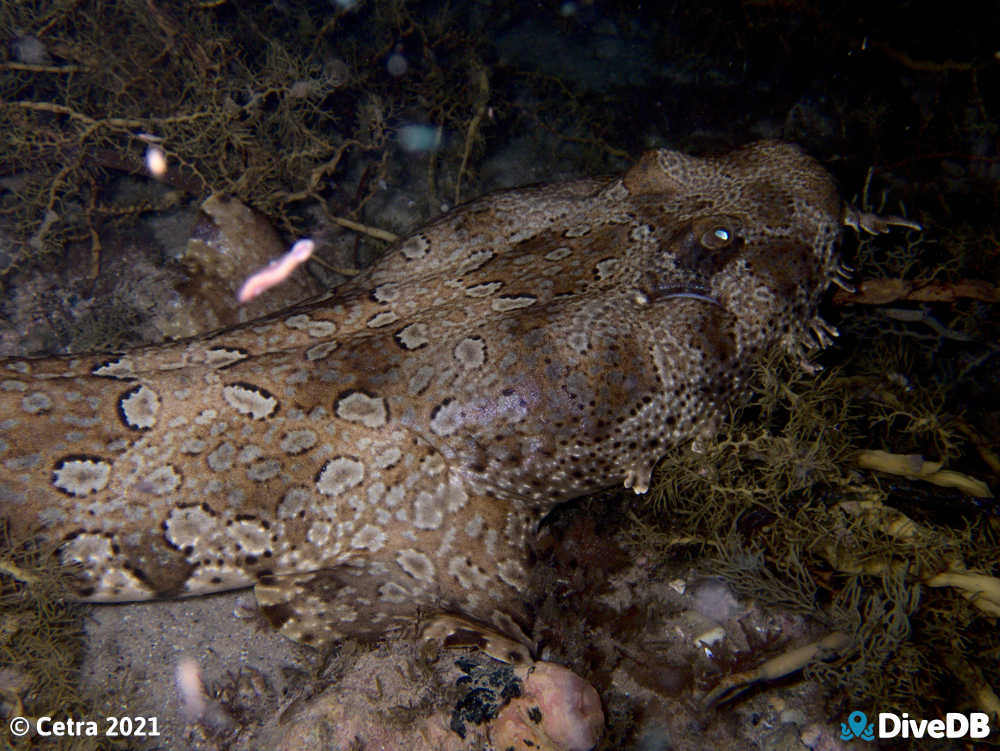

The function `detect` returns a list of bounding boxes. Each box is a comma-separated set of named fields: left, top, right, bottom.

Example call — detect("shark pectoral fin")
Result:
left=253, top=563, right=432, bottom=648
left=420, top=613, right=533, bottom=665
left=623, top=460, right=656, bottom=494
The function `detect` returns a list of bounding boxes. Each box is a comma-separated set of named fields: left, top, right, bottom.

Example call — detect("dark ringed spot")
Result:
left=399, top=235, right=430, bottom=260
left=90, top=358, right=137, bottom=380
left=204, top=347, right=250, bottom=369
left=51, top=454, right=112, bottom=497
left=316, top=456, right=365, bottom=495
left=393, top=322, right=430, bottom=350
left=429, top=398, right=463, bottom=437
left=334, top=389, right=389, bottom=428
left=118, top=384, right=160, bottom=431
left=490, top=294, right=537, bottom=312
left=367, top=310, right=399, bottom=328
left=222, top=382, right=279, bottom=419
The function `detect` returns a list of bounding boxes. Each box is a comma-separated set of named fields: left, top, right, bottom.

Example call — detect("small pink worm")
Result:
left=237, top=239, right=315, bottom=303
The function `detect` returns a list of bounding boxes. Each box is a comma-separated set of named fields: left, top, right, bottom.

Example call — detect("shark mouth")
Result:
left=642, top=284, right=722, bottom=307
left=658, top=290, right=722, bottom=305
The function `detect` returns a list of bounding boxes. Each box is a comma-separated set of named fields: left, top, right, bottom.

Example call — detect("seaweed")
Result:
left=627, top=326, right=998, bottom=723
left=0, top=526, right=131, bottom=750
left=0, top=0, right=531, bottom=284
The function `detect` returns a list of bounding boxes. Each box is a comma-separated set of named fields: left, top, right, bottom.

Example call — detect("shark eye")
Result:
left=700, top=223, right=736, bottom=250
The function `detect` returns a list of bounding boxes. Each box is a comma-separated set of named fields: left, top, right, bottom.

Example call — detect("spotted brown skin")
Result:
left=0, top=141, right=845, bottom=647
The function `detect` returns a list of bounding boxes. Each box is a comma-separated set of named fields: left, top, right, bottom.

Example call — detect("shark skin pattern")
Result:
left=1, top=141, right=852, bottom=657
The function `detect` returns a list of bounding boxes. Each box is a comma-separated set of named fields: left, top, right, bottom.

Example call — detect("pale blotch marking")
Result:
left=308, top=320, right=337, bottom=338
left=285, top=370, right=308, bottom=387
left=5, top=453, right=39, bottom=470
left=230, top=519, right=271, bottom=556
left=305, top=341, right=338, bottom=361
left=544, top=246, right=573, bottom=261
left=629, top=223, right=653, bottom=241
left=413, top=490, right=444, bottom=530
left=247, top=458, right=282, bottom=482
left=21, top=392, right=52, bottom=414
left=185, top=565, right=253, bottom=593
left=285, top=314, right=337, bottom=338
left=567, top=331, right=589, bottom=354
left=378, top=581, right=411, bottom=603
left=351, top=524, right=388, bottom=553
left=594, top=257, right=621, bottom=280
left=206, top=441, right=236, bottom=472
left=564, top=222, right=591, bottom=238
left=459, top=248, right=495, bottom=273
left=139, top=464, right=181, bottom=495
left=98, top=567, right=155, bottom=600
left=279, top=486, right=312, bottom=519
left=446, top=482, right=468, bottom=512
left=407, top=366, right=435, bottom=396
left=453, top=336, right=486, bottom=369
left=384, top=485, right=405, bottom=508
left=497, top=559, right=528, bottom=589
left=491, top=295, right=537, bottom=312
left=328, top=600, right=359, bottom=624
left=91, top=357, right=136, bottom=380
left=180, top=439, right=207, bottom=455
left=429, top=398, right=463, bottom=437
left=367, top=481, right=386, bottom=505
left=164, top=504, right=218, bottom=550
left=52, top=455, right=111, bottom=497
left=394, top=322, right=430, bottom=350
left=335, top=390, right=388, bottom=429
left=396, top=548, right=435, bottom=583
left=316, top=456, right=365, bottom=496
left=204, top=348, right=249, bottom=368
left=374, top=446, right=403, bottom=469
left=420, top=453, right=447, bottom=477
left=307, top=521, right=333, bottom=547
left=448, top=556, right=490, bottom=590
left=194, top=409, right=218, bottom=426
left=118, top=384, right=160, bottom=430
left=367, top=310, right=399, bottom=328
left=400, top=235, right=430, bottom=260
left=222, top=382, right=278, bottom=420
left=280, top=429, right=318, bottom=455
left=464, top=513, right=485, bottom=538
left=238, top=445, right=262, bottom=464
left=465, top=281, right=503, bottom=298
left=371, top=283, right=400, bottom=303
left=60, top=532, right=113, bottom=567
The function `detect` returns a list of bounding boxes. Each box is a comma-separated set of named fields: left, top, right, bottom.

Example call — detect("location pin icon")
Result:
left=848, top=711, right=867, bottom=738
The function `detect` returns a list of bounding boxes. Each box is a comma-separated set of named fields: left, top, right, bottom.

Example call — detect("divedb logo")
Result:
left=840, top=710, right=992, bottom=741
